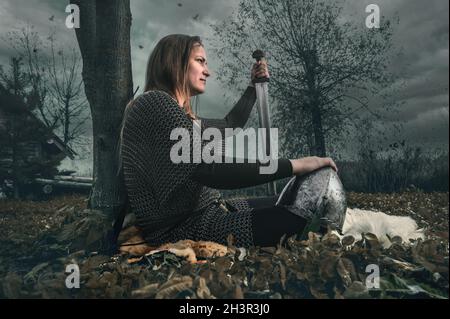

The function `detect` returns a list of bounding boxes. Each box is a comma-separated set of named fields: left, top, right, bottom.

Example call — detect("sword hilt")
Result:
left=252, top=50, right=270, bottom=83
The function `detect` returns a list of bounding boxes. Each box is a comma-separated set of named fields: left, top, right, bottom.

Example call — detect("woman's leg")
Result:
left=219, top=196, right=307, bottom=247
left=251, top=205, right=308, bottom=247
left=239, top=182, right=336, bottom=247
left=243, top=195, right=309, bottom=247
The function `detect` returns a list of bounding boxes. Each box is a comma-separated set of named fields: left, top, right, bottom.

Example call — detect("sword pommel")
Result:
left=252, top=50, right=269, bottom=83
left=252, top=49, right=265, bottom=61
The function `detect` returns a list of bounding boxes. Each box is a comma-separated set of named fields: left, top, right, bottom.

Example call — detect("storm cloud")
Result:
left=0, top=0, right=448, bottom=171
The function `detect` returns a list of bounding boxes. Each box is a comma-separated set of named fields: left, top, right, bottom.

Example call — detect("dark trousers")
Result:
left=246, top=196, right=309, bottom=247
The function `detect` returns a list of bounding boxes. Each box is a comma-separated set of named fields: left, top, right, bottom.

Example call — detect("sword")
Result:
left=252, top=50, right=276, bottom=195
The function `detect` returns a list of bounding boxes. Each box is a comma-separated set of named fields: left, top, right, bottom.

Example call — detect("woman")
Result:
left=119, top=34, right=345, bottom=248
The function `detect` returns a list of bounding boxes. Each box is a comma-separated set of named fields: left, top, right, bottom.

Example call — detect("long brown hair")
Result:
left=144, top=34, right=202, bottom=119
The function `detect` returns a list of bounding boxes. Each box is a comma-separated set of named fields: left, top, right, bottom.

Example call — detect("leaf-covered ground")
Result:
left=0, top=192, right=448, bottom=299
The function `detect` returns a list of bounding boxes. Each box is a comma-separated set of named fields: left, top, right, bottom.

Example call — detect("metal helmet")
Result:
left=275, top=166, right=347, bottom=232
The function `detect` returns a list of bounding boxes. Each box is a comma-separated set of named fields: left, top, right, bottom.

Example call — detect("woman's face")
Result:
left=188, top=45, right=210, bottom=96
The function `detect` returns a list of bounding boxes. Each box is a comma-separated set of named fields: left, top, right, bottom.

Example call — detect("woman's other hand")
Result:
left=251, top=59, right=270, bottom=82
left=289, top=156, right=338, bottom=176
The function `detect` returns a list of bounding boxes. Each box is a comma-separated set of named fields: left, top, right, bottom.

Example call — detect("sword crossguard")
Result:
left=252, top=50, right=270, bottom=83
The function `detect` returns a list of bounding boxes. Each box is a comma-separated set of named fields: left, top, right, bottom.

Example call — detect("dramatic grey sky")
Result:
left=0, top=0, right=448, bottom=173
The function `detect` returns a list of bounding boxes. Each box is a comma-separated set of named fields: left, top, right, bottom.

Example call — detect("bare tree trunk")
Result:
left=47, top=36, right=90, bottom=149
left=311, top=104, right=326, bottom=157
left=64, top=99, right=70, bottom=145
left=11, top=118, right=20, bottom=199
left=71, top=0, right=133, bottom=219
left=305, top=120, right=315, bottom=156
left=303, top=49, right=326, bottom=157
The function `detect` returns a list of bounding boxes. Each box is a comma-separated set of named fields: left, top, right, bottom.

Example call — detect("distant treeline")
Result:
left=338, top=152, right=449, bottom=193
left=222, top=151, right=449, bottom=198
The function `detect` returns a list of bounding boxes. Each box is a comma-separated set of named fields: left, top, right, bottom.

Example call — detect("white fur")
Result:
left=336, top=208, right=425, bottom=248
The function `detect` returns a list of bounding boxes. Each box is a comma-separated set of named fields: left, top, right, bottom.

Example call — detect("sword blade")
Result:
left=255, top=82, right=277, bottom=195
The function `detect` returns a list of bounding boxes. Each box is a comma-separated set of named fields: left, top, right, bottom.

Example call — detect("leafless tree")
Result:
left=3, top=26, right=91, bottom=153
left=47, top=34, right=90, bottom=151
left=210, top=0, right=400, bottom=157
left=3, top=26, right=58, bottom=130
